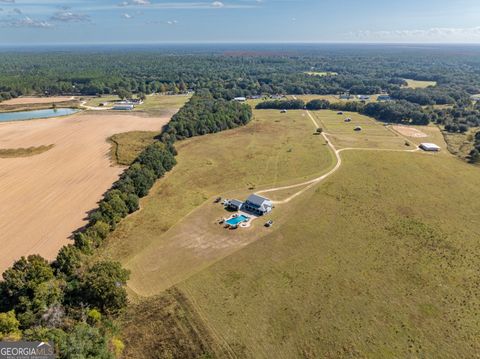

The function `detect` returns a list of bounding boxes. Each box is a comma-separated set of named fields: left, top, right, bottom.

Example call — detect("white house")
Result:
left=243, top=194, right=273, bottom=216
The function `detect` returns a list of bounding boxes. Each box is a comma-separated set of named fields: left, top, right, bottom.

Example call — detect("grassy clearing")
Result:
left=0, top=144, right=54, bottom=158
left=84, top=95, right=119, bottom=107
left=174, top=149, right=480, bottom=358
left=100, top=109, right=334, bottom=294
left=109, top=131, right=158, bottom=166
left=135, top=94, right=192, bottom=116
left=404, top=79, right=437, bottom=89
left=312, top=110, right=409, bottom=150
left=304, top=71, right=338, bottom=77
left=293, top=94, right=382, bottom=103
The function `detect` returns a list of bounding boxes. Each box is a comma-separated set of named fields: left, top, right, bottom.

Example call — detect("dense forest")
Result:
left=1, top=45, right=480, bottom=131
left=0, top=93, right=252, bottom=357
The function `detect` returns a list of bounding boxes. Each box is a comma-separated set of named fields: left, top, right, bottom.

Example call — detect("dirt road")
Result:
left=258, top=111, right=420, bottom=204
left=0, top=111, right=169, bottom=273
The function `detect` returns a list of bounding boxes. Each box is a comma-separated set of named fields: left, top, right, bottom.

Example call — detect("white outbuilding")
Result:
left=419, top=143, right=441, bottom=152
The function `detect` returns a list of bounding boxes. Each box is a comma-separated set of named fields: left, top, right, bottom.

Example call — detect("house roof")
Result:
left=420, top=143, right=440, bottom=150
left=229, top=199, right=244, bottom=207
left=246, top=194, right=272, bottom=208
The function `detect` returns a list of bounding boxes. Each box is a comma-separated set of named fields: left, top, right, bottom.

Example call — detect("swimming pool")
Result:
left=226, top=215, right=249, bottom=226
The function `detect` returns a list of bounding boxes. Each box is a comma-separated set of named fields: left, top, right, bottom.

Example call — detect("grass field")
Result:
left=312, top=110, right=409, bottom=150
left=100, top=109, right=335, bottom=295
left=108, top=107, right=480, bottom=358
left=84, top=95, right=120, bottom=107
left=135, top=94, right=192, bottom=116
left=0, top=144, right=54, bottom=158
left=109, top=131, right=158, bottom=166
left=404, top=79, right=437, bottom=89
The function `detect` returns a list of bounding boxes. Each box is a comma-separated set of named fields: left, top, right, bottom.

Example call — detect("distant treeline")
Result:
left=0, top=92, right=252, bottom=357
left=1, top=49, right=480, bottom=107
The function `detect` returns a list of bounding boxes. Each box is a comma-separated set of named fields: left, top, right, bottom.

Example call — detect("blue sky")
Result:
left=1, top=0, right=480, bottom=44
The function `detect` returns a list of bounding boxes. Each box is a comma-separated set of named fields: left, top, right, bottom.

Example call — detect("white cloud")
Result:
left=122, top=13, right=132, bottom=19
left=5, top=16, right=53, bottom=28
left=211, top=1, right=224, bottom=8
left=0, top=0, right=15, bottom=3
left=50, top=10, right=90, bottom=22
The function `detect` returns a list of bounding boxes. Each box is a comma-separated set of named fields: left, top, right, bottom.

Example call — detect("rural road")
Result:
left=257, top=110, right=420, bottom=204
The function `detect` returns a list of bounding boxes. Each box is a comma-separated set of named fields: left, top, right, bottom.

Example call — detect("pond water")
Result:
left=0, top=108, right=79, bottom=123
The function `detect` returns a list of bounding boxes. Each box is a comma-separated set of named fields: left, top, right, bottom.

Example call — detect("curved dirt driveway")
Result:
left=0, top=111, right=170, bottom=273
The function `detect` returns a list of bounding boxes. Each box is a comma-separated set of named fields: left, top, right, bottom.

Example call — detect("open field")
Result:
left=84, top=95, right=119, bottom=107
left=100, top=109, right=335, bottom=295
left=116, top=107, right=480, bottom=358
left=404, top=79, right=437, bottom=89
left=0, top=96, right=75, bottom=105
left=109, top=131, right=158, bottom=166
left=312, top=110, right=409, bottom=150
left=0, top=109, right=176, bottom=273
left=103, top=104, right=480, bottom=358
left=293, top=94, right=382, bottom=103
left=0, top=144, right=54, bottom=158
left=135, top=94, right=192, bottom=116
left=304, top=71, right=338, bottom=77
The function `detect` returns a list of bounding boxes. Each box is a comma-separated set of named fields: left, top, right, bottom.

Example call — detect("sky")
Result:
left=0, top=0, right=480, bottom=45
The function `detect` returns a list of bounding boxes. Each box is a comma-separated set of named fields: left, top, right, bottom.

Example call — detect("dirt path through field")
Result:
left=0, top=111, right=170, bottom=273
left=257, top=111, right=420, bottom=204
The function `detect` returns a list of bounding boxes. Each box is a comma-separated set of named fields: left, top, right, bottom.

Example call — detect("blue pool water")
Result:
left=226, top=215, right=249, bottom=226
left=0, top=108, right=79, bottom=123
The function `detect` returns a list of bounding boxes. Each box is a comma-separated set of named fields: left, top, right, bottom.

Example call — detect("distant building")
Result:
left=419, top=143, right=441, bottom=152
left=470, top=95, right=480, bottom=101
left=112, top=104, right=134, bottom=111
left=281, top=109, right=288, bottom=113
left=243, top=194, right=273, bottom=216
left=357, top=95, right=370, bottom=101
left=233, top=97, right=247, bottom=102
left=339, top=93, right=353, bottom=100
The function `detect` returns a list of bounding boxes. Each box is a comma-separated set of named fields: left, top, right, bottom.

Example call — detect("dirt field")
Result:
left=392, top=125, right=428, bottom=138
left=0, top=96, right=75, bottom=105
left=0, top=111, right=170, bottom=273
